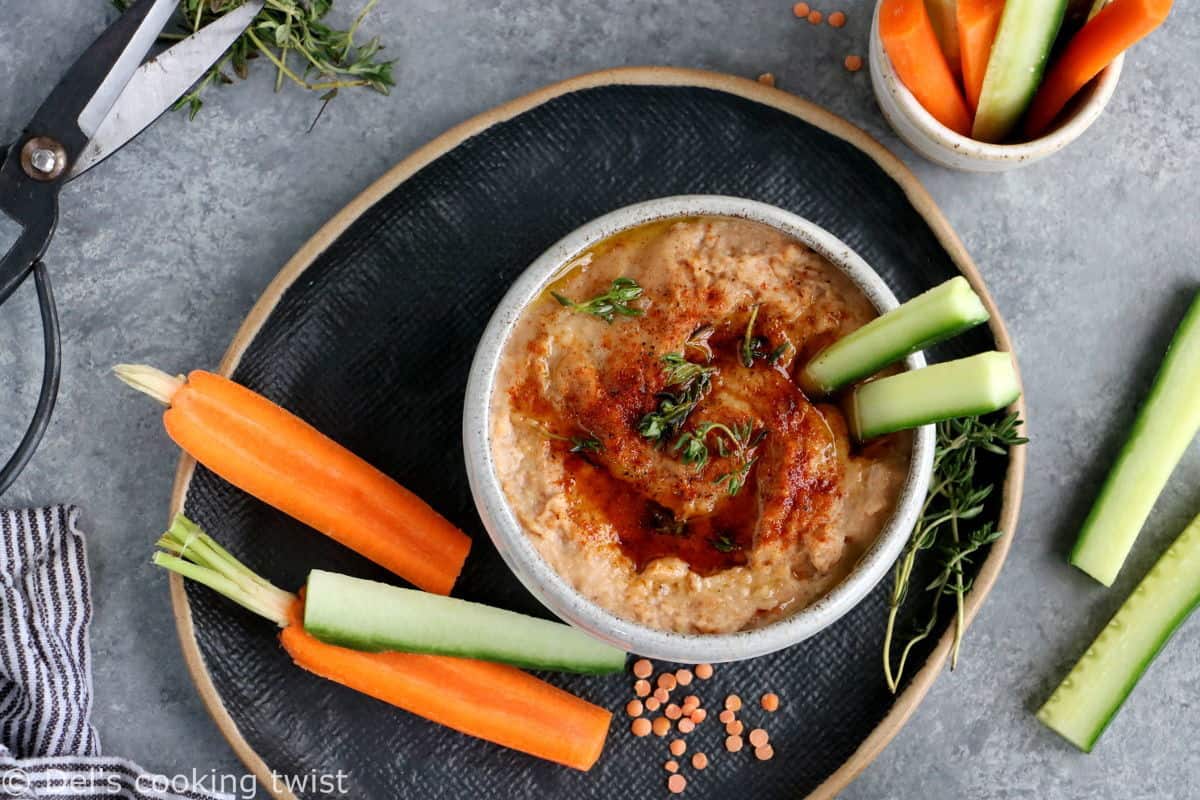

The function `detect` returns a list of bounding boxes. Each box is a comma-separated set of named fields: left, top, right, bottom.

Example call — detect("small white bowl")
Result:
left=869, top=0, right=1123, bottom=172
left=463, top=196, right=935, bottom=663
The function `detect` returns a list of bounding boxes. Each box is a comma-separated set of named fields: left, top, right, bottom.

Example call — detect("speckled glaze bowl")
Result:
left=463, top=195, right=936, bottom=663
left=869, top=0, right=1123, bottom=172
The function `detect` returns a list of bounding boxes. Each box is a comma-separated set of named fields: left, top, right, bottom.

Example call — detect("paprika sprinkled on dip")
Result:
left=489, top=216, right=911, bottom=634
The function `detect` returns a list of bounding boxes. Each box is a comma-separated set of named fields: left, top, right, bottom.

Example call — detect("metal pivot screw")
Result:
left=20, top=137, right=68, bottom=181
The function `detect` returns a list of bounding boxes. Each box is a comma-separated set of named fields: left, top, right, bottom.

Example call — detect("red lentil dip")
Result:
left=491, top=216, right=911, bottom=634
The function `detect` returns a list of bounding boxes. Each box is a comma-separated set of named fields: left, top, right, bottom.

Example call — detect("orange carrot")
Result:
left=116, top=365, right=471, bottom=594
left=880, top=0, right=973, bottom=136
left=1024, top=0, right=1172, bottom=137
left=153, top=524, right=610, bottom=772
left=957, top=0, right=1005, bottom=113
left=280, top=601, right=612, bottom=772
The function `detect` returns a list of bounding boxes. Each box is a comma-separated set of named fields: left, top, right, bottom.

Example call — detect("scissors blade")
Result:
left=70, top=0, right=264, bottom=180
left=76, top=0, right=180, bottom=140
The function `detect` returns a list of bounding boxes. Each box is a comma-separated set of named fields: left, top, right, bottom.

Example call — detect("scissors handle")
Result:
left=0, top=261, right=61, bottom=496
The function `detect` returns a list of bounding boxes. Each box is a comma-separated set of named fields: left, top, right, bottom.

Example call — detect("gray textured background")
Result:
left=1, top=1, right=1196, bottom=798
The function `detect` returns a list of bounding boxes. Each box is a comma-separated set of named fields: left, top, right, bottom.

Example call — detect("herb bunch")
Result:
left=552, top=277, right=644, bottom=324
left=113, top=0, right=394, bottom=120
left=882, top=413, right=1026, bottom=693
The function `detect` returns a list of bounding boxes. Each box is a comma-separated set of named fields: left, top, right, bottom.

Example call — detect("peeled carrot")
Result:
left=116, top=365, right=471, bottom=595
left=880, top=0, right=973, bottom=136
left=958, top=0, right=1006, bottom=113
left=280, top=601, right=612, bottom=771
left=1024, top=0, right=1172, bottom=137
left=152, top=520, right=611, bottom=772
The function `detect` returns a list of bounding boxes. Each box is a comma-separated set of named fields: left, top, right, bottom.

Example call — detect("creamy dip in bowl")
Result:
left=465, top=196, right=934, bottom=662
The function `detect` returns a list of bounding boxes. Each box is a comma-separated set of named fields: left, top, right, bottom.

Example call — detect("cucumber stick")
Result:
left=1071, top=294, right=1200, bottom=586
left=800, top=277, right=990, bottom=396
left=849, top=351, right=1020, bottom=440
left=973, top=0, right=1068, bottom=142
left=303, top=570, right=626, bottom=674
left=1038, top=511, right=1200, bottom=751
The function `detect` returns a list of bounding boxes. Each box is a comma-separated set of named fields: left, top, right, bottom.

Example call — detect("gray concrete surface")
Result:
left=0, top=1, right=1197, bottom=798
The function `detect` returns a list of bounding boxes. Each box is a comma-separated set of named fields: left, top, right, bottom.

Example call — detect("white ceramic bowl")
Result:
left=463, top=196, right=935, bottom=662
left=869, top=0, right=1123, bottom=172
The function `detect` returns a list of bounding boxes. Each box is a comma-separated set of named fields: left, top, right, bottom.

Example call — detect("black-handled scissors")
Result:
left=0, top=0, right=263, bottom=495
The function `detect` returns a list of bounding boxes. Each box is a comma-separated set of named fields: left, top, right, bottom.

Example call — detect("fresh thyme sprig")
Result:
left=882, top=412, right=1026, bottom=693
left=521, top=419, right=602, bottom=454
left=112, top=0, right=394, bottom=120
left=672, top=420, right=766, bottom=496
left=740, top=304, right=764, bottom=368
left=552, top=277, right=644, bottom=323
left=638, top=353, right=716, bottom=443
left=738, top=305, right=791, bottom=367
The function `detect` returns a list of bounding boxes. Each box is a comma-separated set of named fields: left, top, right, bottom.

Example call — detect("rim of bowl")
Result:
left=869, top=0, right=1124, bottom=163
left=463, top=195, right=936, bottom=663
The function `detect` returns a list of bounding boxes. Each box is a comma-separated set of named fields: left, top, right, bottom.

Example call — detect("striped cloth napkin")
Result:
left=0, top=507, right=231, bottom=800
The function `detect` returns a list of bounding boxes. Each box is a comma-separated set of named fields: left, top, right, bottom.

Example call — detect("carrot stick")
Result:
left=153, top=518, right=611, bottom=772
left=1024, top=0, right=1172, bottom=138
left=117, top=365, right=471, bottom=595
left=880, top=0, right=973, bottom=136
left=280, top=601, right=612, bottom=771
left=958, top=0, right=1006, bottom=113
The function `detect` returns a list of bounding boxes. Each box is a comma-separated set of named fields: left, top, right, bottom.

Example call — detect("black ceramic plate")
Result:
left=170, top=68, right=1025, bottom=800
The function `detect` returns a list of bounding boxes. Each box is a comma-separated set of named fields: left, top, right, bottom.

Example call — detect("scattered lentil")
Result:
left=634, top=680, right=651, bottom=697
left=718, top=709, right=735, bottom=724
left=654, top=688, right=670, bottom=703
left=668, top=774, right=687, bottom=794
left=626, top=699, right=644, bottom=717
left=690, top=708, right=707, bottom=723
left=681, top=695, right=700, bottom=713
left=665, top=704, right=682, bottom=721
left=657, top=673, right=678, bottom=692
left=675, top=669, right=694, bottom=686
left=645, top=696, right=662, bottom=712
left=757, top=73, right=776, bottom=87
left=725, top=720, right=744, bottom=736
left=631, top=718, right=652, bottom=737
left=665, top=759, right=679, bottom=773
left=691, top=752, right=709, bottom=770
left=844, top=54, right=863, bottom=72
left=652, top=717, right=671, bottom=737
left=792, top=2, right=810, bottom=17
left=808, top=9, right=823, bottom=24
left=748, top=728, right=769, bottom=748
left=828, top=10, right=846, bottom=27
left=724, top=695, right=742, bottom=712
left=669, top=739, right=687, bottom=757
left=695, top=663, right=714, bottom=680
left=725, top=735, right=744, bottom=753
left=633, top=659, right=653, bottom=679
left=677, top=717, right=696, bottom=734
left=761, top=693, right=780, bottom=712
left=755, top=744, right=775, bottom=761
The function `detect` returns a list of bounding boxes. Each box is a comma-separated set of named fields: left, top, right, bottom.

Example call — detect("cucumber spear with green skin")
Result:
left=1039, top=510, right=1200, bottom=751
left=972, top=0, right=1069, bottom=142
left=156, top=515, right=627, bottom=675
left=848, top=351, right=1021, bottom=441
left=800, top=276, right=990, bottom=397
left=1070, top=292, right=1200, bottom=586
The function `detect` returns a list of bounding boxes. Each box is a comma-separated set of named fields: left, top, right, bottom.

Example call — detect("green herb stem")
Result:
left=882, top=413, right=1025, bottom=693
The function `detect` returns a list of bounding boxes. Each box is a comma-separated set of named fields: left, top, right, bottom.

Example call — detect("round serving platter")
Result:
left=168, top=67, right=1026, bottom=800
